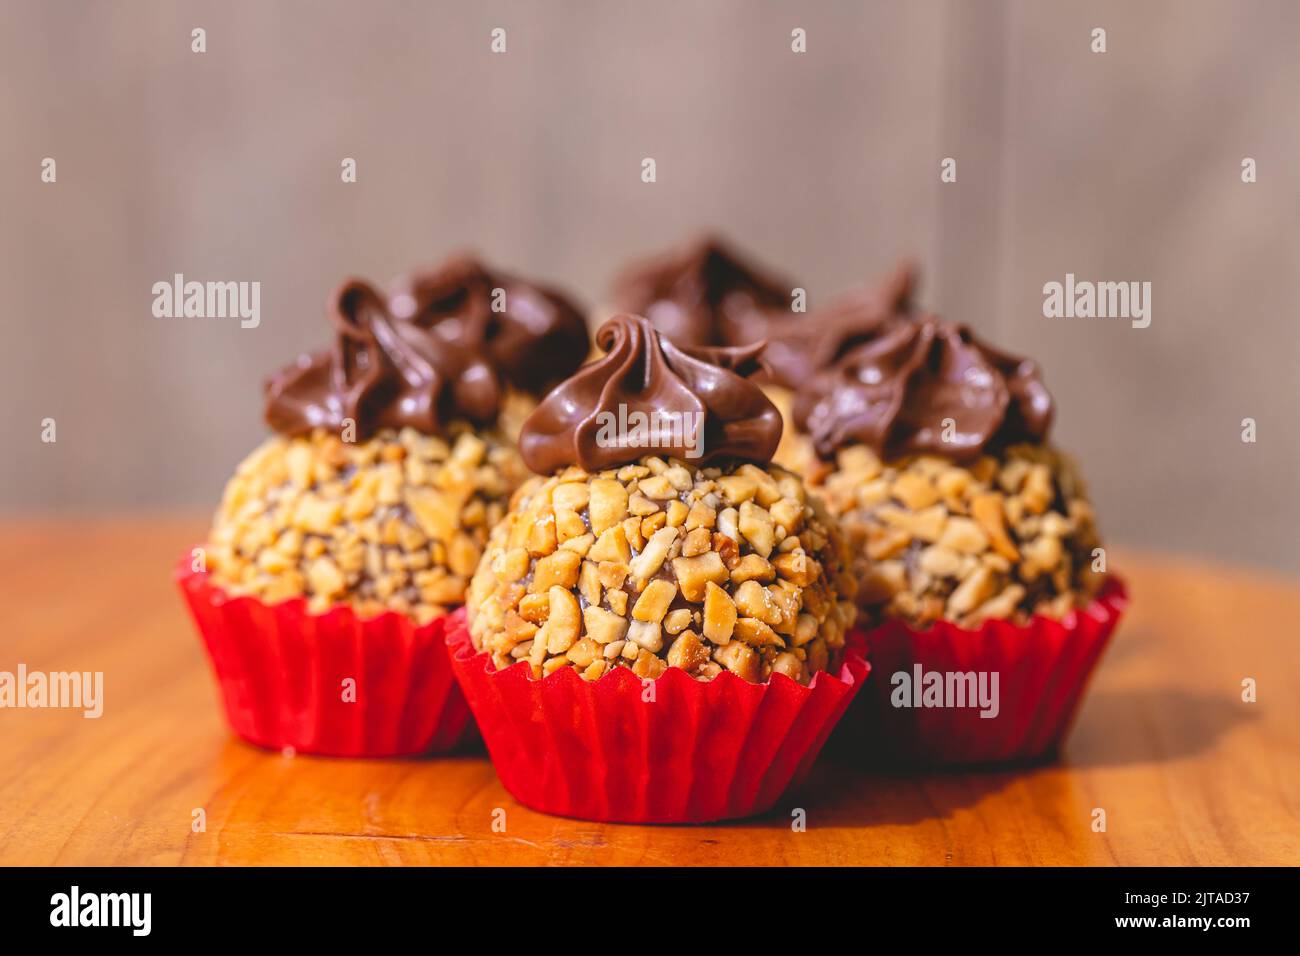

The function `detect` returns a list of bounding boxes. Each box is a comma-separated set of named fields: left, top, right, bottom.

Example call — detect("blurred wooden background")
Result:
left=2, top=0, right=1297, bottom=571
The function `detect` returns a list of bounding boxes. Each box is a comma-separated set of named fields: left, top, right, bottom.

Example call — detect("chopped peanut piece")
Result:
left=716, top=475, right=757, bottom=505
left=530, top=550, right=582, bottom=592
left=681, top=526, right=713, bottom=557
left=972, top=492, right=1020, bottom=561
left=542, top=586, right=581, bottom=654
left=583, top=605, right=629, bottom=644
left=551, top=481, right=590, bottom=513
left=772, top=551, right=820, bottom=587
left=733, top=580, right=780, bottom=625
left=627, top=620, right=663, bottom=653
left=672, top=550, right=729, bottom=601
left=588, top=478, right=629, bottom=536
left=567, top=638, right=600, bottom=670
left=685, top=501, right=716, bottom=531
left=729, top=553, right=775, bottom=584
left=702, top=581, right=737, bottom=644
left=663, top=608, right=693, bottom=635
left=667, top=631, right=711, bottom=672
left=738, top=501, right=776, bottom=557
left=632, top=579, right=678, bottom=623
left=307, top=556, right=345, bottom=598
left=629, top=527, right=679, bottom=583
left=554, top=508, right=588, bottom=543
left=588, top=525, right=632, bottom=564
left=714, top=641, right=759, bottom=682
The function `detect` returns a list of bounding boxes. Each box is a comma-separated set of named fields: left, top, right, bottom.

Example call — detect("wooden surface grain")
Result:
left=1, top=517, right=1296, bottom=866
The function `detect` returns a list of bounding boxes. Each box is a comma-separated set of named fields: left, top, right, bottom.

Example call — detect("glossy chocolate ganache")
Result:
left=609, top=237, right=793, bottom=349
left=792, top=312, right=1054, bottom=463
left=610, top=237, right=920, bottom=393
left=264, top=279, right=505, bottom=439
left=518, top=313, right=783, bottom=474
left=266, top=259, right=589, bottom=441
left=388, top=254, right=589, bottom=396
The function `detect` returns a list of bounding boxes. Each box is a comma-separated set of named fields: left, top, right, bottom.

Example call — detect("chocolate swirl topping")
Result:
left=792, top=314, right=1054, bottom=462
left=264, top=279, right=503, bottom=439
left=763, top=258, right=918, bottom=389
left=609, top=236, right=795, bottom=352
left=388, top=255, right=589, bottom=395
left=518, top=314, right=783, bottom=474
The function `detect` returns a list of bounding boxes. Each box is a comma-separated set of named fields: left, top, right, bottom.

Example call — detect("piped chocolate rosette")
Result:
left=609, top=237, right=917, bottom=466
left=388, top=254, right=589, bottom=403
left=790, top=312, right=1126, bottom=765
left=608, top=236, right=795, bottom=353
left=178, top=265, right=588, bottom=757
left=448, top=314, right=867, bottom=822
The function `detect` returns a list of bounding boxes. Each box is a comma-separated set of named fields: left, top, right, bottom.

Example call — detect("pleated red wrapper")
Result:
left=837, top=576, right=1127, bottom=766
left=446, top=610, right=870, bottom=823
left=176, top=556, right=473, bottom=757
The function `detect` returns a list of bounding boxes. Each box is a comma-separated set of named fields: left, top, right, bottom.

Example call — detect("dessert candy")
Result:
left=209, top=282, right=527, bottom=623
left=446, top=313, right=868, bottom=822
left=179, top=265, right=588, bottom=756
left=469, top=314, right=859, bottom=684
left=791, top=312, right=1103, bottom=627
left=788, top=309, right=1126, bottom=764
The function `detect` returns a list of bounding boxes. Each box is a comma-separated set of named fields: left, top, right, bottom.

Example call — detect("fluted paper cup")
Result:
left=176, top=556, right=473, bottom=757
left=837, top=576, right=1127, bottom=766
left=447, top=610, right=870, bottom=823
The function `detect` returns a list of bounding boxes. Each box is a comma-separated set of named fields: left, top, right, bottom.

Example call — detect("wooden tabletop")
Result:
left=2, top=517, right=1296, bottom=866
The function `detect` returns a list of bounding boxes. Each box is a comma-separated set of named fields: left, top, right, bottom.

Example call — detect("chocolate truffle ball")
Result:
left=207, top=267, right=587, bottom=623
left=466, top=314, right=858, bottom=683
left=789, top=312, right=1106, bottom=629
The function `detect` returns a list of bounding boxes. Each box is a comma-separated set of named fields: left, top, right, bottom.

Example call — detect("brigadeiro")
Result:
left=447, top=313, right=868, bottom=822
left=787, top=307, right=1127, bottom=765
left=176, top=262, right=588, bottom=757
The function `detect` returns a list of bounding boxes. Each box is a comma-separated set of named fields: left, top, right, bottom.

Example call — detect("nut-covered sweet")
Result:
left=795, top=440, right=1105, bottom=628
left=207, top=424, right=530, bottom=623
left=467, top=456, right=859, bottom=683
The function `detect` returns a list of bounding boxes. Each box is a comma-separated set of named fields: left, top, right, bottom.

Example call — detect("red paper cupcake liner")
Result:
left=176, top=555, right=474, bottom=757
left=446, top=610, right=870, bottom=824
left=836, top=576, right=1127, bottom=767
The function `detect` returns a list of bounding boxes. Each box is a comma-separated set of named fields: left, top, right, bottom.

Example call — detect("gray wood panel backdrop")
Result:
left=3, top=0, right=1297, bottom=571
